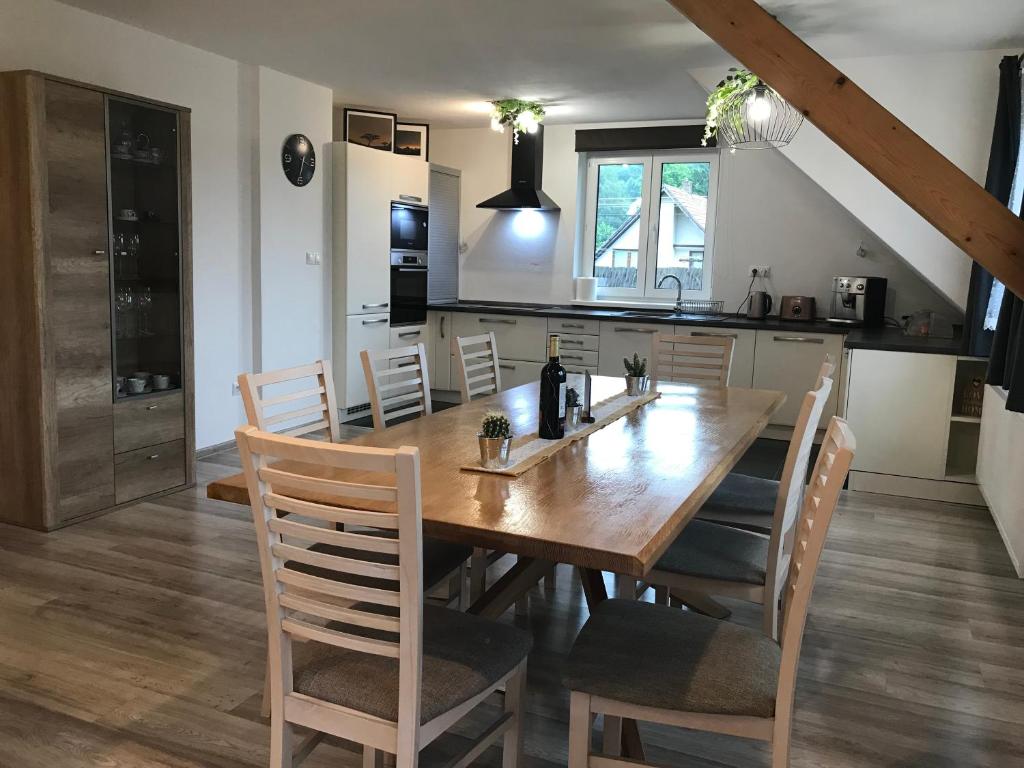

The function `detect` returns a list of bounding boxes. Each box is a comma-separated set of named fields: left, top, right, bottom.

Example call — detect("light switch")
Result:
left=305, top=251, right=321, bottom=265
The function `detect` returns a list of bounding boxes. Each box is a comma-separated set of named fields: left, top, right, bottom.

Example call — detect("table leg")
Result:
left=577, top=568, right=646, bottom=762
left=468, top=557, right=551, bottom=619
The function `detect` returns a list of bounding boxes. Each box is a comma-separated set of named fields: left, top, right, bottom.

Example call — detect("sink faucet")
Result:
left=657, top=274, right=683, bottom=313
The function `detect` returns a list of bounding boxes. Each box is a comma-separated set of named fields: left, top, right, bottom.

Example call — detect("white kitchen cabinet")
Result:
left=677, top=326, right=757, bottom=388
left=497, top=360, right=545, bottom=390
left=392, top=154, right=429, bottom=205
left=752, top=330, right=844, bottom=426
left=452, top=313, right=548, bottom=363
left=426, top=311, right=454, bottom=391
left=336, top=142, right=392, bottom=316
left=389, top=323, right=428, bottom=350
left=844, top=349, right=955, bottom=479
left=343, top=313, right=390, bottom=409
left=597, top=321, right=675, bottom=377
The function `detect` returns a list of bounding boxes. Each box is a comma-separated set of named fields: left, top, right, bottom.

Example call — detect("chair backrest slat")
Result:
left=267, top=517, right=401, bottom=555
left=277, top=567, right=401, bottom=608
left=773, top=417, right=855, bottom=724
left=281, top=617, right=400, bottom=659
left=271, top=542, right=401, bottom=581
left=651, top=334, right=733, bottom=388
left=361, top=344, right=433, bottom=431
left=239, top=360, right=340, bottom=441
left=763, top=373, right=834, bottom=639
left=279, top=593, right=401, bottom=633
left=264, top=493, right=400, bottom=530
left=455, top=333, right=501, bottom=403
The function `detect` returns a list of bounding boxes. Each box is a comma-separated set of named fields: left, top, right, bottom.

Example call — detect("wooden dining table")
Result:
left=208, top=375, right=784, bottom=758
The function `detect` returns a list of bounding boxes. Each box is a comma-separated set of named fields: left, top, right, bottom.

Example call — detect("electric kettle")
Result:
left=747, top=291, right=772, bottom=320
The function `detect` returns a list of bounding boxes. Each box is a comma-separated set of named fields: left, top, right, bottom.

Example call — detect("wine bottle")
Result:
left=539, top=334, right=567, bottom=439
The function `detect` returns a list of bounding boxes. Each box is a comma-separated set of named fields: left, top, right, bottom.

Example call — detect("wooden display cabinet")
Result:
left=0, top=71, right=194, bottom=530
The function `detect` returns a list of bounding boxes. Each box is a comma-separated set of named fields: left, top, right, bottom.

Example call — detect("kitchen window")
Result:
left=581, top=151, right=719, bottom=301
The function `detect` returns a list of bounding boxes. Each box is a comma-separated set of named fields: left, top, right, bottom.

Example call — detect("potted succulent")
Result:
left=566, top=387, right=582, bottom=427
left=478, top=410, right=513, bottom=468
left=623, top=353, right=649, bottom=396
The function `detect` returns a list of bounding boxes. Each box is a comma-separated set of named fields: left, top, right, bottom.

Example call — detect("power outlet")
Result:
left=232, top=382, right=240, bottom=396
left=305, top=251, right=321, bottom=265
left=749, top=265, right=771, bottom=278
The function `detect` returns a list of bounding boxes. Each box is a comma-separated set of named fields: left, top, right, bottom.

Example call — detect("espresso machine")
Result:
left=827, top=276, right=887, bottom=326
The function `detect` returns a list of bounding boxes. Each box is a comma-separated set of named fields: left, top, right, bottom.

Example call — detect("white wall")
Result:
left=693, top=49, right=1012, bottom=310
left=0, top=0, right=334, bottom=449
left=431, top=121, right=958, bottom=321
left=256, top=67, right=333, bottom=373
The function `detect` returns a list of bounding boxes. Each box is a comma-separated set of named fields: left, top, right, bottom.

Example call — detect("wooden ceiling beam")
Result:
left=666, top=0, right=1024, bottom=298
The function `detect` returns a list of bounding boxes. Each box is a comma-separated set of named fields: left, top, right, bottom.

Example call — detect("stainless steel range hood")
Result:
left=476, top=125, right=560, bottom=211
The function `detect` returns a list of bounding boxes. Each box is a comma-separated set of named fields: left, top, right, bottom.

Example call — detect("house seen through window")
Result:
left=583, top=151, right=719, bottom=300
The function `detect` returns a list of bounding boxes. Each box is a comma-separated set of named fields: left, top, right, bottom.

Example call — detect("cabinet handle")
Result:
left=479, top=317, right=516, bottom=325
left=93, top=249, right=107, bottom=255
left=499, top=363, right=516, bottom=371
left=773, top=336, right=824, bottom=344
left=561, top=322, right=585, bottom=329
left=362, top=318, right=389, bottom=325
left=563, top=354, right=584, bottom=361
left=398, top=194, right=422, bottom=203
left=363, top=302, right=389, bottom=309
left=146, top=405, right=159, bottom=411
left=398, top=331, right=420, bottom=338
left=561, top=339, right=584, bottom=346
left=147, top=454, right=160, bottom=460
left=692, top=331, right=738, bottom=339
left=439, top=315, right=446, bottom=338
left=614, top=326, right=658, bottom=333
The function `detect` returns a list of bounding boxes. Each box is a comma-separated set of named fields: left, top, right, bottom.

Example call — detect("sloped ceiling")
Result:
left=57, top=0, right=1024, bottom=126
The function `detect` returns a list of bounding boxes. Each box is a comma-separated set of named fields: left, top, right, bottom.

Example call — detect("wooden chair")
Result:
left=238, top=360, right=341, bottom=441
left=695, top=354, right=837, bottom=535
left=564, top=416, right=855, bottom=768
left=235, top=426, right=531, bottom=768
left=454, top=332, right=502, bottom=403
left=650, top=333, right=734, bottom=388
left=361, top=344, right=432, bottom=432
left=645, top=374, right=834, bottom=639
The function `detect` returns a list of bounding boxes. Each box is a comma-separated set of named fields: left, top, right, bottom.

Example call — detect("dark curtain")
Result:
left=985, top=56, right=1024, bottom=412
left=963, top=55, right=1022, bottom=357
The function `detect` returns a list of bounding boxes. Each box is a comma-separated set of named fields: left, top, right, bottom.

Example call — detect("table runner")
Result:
left=460, top=390, right=660, bottom=477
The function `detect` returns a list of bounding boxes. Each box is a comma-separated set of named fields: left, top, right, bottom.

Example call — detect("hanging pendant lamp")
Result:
left=717, top=83, right=804, bottom=150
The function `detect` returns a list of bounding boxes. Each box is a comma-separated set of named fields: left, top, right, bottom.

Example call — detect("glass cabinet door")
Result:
left=107, top=97, right=182, bottom=400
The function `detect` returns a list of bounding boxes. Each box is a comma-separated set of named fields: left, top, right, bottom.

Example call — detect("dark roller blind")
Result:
left=574, top=125, right=715, bottom=153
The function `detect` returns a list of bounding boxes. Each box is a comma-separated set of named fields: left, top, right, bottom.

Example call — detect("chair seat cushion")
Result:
left=695, top=473, right=777, bottom=535
left=287, top=535, right=472, bottom=591
left=563, top=599, right=780, bottom=718
left=293, top=604, right=532, bottom=723
left=652, top=519, right=769, bottom=586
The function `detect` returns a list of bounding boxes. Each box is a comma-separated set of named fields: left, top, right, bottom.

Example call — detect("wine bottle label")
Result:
left=558, top=382, right=566, bottom=417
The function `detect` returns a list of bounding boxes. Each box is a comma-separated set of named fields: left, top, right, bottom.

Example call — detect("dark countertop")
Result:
left=427, top=300, right=966, bottom=355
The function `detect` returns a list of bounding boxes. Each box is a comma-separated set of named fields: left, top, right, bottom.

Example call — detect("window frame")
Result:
left=581, top=149, right=719, bottom=302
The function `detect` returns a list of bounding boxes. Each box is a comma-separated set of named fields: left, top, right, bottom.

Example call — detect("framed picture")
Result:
left=344, top=108, right=397, bottom=152
left=394, top=122, right=429, bottom=161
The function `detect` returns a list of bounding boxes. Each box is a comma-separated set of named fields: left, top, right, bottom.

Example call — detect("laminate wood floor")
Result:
left=1, top=445, right=1022, bottom=767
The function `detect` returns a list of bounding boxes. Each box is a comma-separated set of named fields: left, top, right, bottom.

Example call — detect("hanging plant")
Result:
left=703, top=68, right=760, bottom=146
left=490, top=99, right=546, bottom=143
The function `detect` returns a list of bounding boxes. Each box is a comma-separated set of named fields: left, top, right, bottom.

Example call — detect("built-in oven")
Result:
left=390, top=251, right=428, bottom=326
left=390, top=201, right=429, bottom=252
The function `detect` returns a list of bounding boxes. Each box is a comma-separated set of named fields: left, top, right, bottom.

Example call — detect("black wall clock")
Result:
left=281, top=133, right=315, bottom=187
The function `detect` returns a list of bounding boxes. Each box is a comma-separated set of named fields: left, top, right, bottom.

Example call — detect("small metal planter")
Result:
left=625, top=375, right=649, bottom=396
left=478, top=434, right=513, bottom=469
left=566, top=405, right=583, bottom=428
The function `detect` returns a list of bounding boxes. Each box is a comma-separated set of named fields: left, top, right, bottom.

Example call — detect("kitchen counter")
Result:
left=428, top=300, right=965, bottom=354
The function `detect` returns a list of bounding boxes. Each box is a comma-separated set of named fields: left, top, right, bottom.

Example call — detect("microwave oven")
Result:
left=390, top=201, right=428, bottom=252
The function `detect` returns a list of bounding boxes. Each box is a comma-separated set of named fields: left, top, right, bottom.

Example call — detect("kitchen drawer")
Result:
left=678, top=326, right=757, bottom=388
left=497, top=359, right=544, bottom=389
left=453, top=313, right=548, bottom=363
left=559, top=349, right=599, bottom=368
left=597, top=321, right=675, bottom=377
left=565, top=365, right=598, bottom=377
left=752, top=330, right=844, bottom=426
left=114, top=391, right=185, bottom=454
left=548, top=316, right=600, bottom=336
left=558, top=333, right=600, bottom=352
left=390, top=324, right=428, bottom=349
left=114, top=438, right=186, bottom=504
